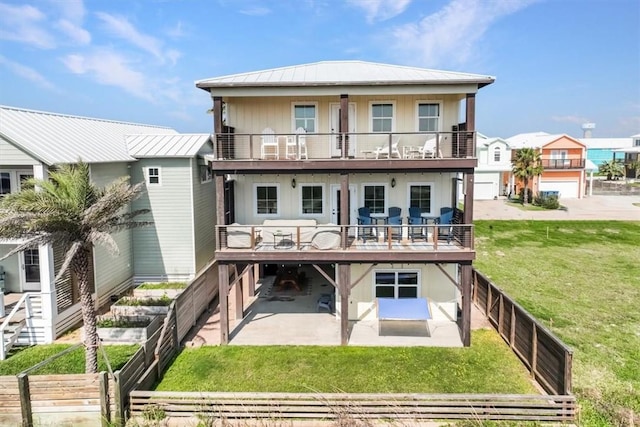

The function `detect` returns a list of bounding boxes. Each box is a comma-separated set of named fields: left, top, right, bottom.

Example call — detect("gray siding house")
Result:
left=0, top=106, right=215, bottom=348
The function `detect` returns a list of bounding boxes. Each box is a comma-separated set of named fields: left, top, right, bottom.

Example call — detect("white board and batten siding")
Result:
left=191, top=158, right=216, bottom=272
left=0, top=139, right=41, bottom=165
left=131, top=158, right=195, bottom=280
left=539, top=180, right=580, bottom=199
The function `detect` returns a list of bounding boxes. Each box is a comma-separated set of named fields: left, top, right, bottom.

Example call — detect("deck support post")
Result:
left=234, top=264, right=243, bottom=321
left=460, top=263, right=472, bottom=346
left=218, top=263, right=229, bottom=344
left=340, top=94, right=349, bottom=158
left=340, top=173, right=349, bottom=248
left=247, top=263, right=255, bottom=297
left=338, top=264, right=350, bottom=345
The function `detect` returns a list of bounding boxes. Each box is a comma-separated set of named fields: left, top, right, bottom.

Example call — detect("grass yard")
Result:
left=0, top=344, right=138, bottom=375
left=474, top=220, right=640, bottom=427
left=156, top=329, right=536, bottom=394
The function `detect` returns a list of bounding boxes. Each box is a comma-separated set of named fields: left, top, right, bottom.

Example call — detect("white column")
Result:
left=589, top=170, right=594, bottom=196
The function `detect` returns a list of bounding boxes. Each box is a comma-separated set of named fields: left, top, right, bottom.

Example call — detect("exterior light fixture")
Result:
left=391, top=178, right=396, bottom=188
left=291, top=178, right=296, bottom=188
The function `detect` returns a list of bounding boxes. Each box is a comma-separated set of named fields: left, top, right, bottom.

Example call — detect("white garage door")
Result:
left=474, top=182, right=496, bottom=200
left=539, top=180, right=579, bottom=198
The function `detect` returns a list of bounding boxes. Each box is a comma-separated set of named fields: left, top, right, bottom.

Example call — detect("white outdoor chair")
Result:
left=286, top=127, right=308, bottom=160
left=260, top=127, right=279, bottom=159
left=373, top=136, right=401, bottom=159
left=419, top=135, right=444, bottom=159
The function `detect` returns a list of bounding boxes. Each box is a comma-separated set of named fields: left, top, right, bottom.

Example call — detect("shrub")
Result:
left=96, top=315, right=151, bottom=328
left=138, top=281, right=187, bottom=290
left=518, top=188, right=533, bottom=203
left=533, top=192, right=560, bottom=210
left=116, top=295, right=173, bottom=306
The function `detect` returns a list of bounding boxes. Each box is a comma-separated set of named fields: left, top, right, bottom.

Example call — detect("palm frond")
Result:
left=54, top=241, right=82, bottom=282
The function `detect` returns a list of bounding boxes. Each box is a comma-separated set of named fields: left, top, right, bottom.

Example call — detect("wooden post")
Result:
left=219, top=264, right=230, bottom=344
left=486, top=282, right=492, bottom=316
left=464, top=172, right=474, bottom=247
left=113, top=371, right=124, bottom=427
left=247, top=263, right=255, bottom=297
left=339, top=264, right=350, bottom=345
left=465, top=93, right=476, bottom=158
left=564, top=351, right=573, bottom=394
left=340, top=94, right=349, bottom=158
left=498, top=294, right=504, bottom=336
left=460, top=263, right=472, bottom=346
left=99, top=371, right=110, bottom=427
left=17, top=373, right=32, bottom=427
left=510, top=304, right=516, bottom=349
left=234, top=264, right=244, bottom=321
left=340, top=173, right=349, bottom=248
left=531, top=323, right=538, bottom=379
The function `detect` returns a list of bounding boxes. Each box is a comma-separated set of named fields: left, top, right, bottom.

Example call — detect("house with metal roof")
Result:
left=0, top=106, right=215, bottom=351
left=507, top=132, right=587, bottom=199
left=197, top=60, right=495, bottom=347
left=474, top=133, right=512, bottom=199
left=578, top=137, right=633, bottom=167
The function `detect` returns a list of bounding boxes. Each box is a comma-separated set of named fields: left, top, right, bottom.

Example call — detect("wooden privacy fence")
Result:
left=472, top=268, right=573, bottom=395
left=129, top=391, right=576, bottom=423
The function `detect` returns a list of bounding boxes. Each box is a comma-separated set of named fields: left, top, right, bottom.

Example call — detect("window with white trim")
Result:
left=200, top=165, right=212, bottom=183
left=374, top=270, right=419, bottom=299
left=493, top=146, right=502, bottom=162
left=255, top=184, right=279, bottom=215
left=147, top=167, right=161, bottom=185
left=634, top=138, right=640, bottom=147
left=300, top=184, right=324, bottom=215
left=417, top=102, right=440, bottom=132
left=371, top=103, right=393, bottom=132
left=408, top=184, right=433, bottom=214
left=0, top=172, right=11, bottom=196
left=363, top=184, right=386, bottom=214
left=293, top=104, right=316, bottom=132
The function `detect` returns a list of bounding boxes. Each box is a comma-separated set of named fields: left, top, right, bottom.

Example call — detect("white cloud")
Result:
left=62, top=49, right=153, bottom=101
left=50, top=0, right=86, bottom=23
left=167, top=21, right=186, bottom=39
left=55, top=19, right=91, bottom=45
left=348, top=0, right=411, bottom=23
left=0, top=54, right=58, bottom=91
left=239, top=6, right=271, bottom=16
left=95, top=12, right=167, bottom=62
left=0, top=3, right=56, bottom=48
left=390, top=0, right=538, bottom=68
left=551, top=115, right=590, bottom=125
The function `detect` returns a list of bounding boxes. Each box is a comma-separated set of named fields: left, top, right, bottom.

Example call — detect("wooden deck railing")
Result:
left=541, top=158, right=585, bottom=169
left=472, top=268, right=573, bottom=395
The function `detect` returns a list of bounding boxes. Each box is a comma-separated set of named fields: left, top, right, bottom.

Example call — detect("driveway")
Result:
left=474, top=195, right=640, bottom=220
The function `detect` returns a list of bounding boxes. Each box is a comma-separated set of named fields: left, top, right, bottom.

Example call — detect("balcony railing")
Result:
left=216, top=224, right=474, bottom=253
left=541, top=158, right=585, bottom=169
left=211, top=131, right=475, bottom=161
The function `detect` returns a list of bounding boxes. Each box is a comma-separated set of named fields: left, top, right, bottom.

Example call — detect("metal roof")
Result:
left=126, top=134, right=212, bottom=157
left=506, top=132, right=586, bottom=149
left=196, top=60, right=495, bottom=89
left=578, top=137, right=633, bottom=149
left=0, top=105, right=177, bottom=165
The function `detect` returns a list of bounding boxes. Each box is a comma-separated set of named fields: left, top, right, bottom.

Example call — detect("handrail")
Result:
left=1, top=292, right=36, bottom=360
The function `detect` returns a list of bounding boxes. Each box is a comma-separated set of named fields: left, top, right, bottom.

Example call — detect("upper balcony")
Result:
left=207, top=131, right=477, bottom=173
left=540, top=157, right=586, bottom=169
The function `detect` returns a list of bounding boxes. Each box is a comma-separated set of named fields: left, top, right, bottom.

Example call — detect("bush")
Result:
left=518, top=188, right=533, bottom=203
left=116, top=295, right=173, bottom=306
left=138, top=281, right=186, bottom=290
left=533, top=193, right=560, bottom=209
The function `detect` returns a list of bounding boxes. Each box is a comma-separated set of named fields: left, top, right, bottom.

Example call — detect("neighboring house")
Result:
left=613, top=133, right=640, bottom=178
left=474, top=133, right=512, bottom=199
left=578, top=137, right=633, bottom=167
left=196, top=60, right=495, bottom=346
left=507, top=132, right=587, bottom=199
left=0, top=106, right=215, bottom=347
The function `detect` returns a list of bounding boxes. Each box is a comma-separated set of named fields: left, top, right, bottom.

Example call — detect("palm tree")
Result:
left=0, top=162, right=150, bottom=373
left=598, top=159, right=625, bottom=180
left=511, top=147, right=544, bottom=204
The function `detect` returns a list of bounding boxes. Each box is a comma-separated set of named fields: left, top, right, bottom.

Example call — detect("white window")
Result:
left=300, top=184, right=324, bottom=215
left=370, top=102, right=394, bottom=132
left=416, top=102, right=441, bottom=132
left=550, top=150, right=569, bottom=167
left=634, top=138, right=640, bottom=147
left=147, top=167, right=161, bottom=185
left=374, top=270, right=420, bottom=299
left=363, top=184, right=386, bottom=214
left=254, top=184, right=280, bottom=216
left=493, top=146, right=502, bottom=162
left=293, top=104, right=317, bottom=132
left=0, top=172, right=11, bottom=196
left=200, top=165, right=212, bottom=183
left=408, top=183, right=434, bottom=214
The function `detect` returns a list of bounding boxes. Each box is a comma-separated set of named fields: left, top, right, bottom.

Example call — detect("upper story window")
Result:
left=494, top=146, right=502, bottom=162
left=0, top=172, right=11, bottom=196
left=417, top=102, right=440, bottom=132
left=374, top=270, right=419, bottom=299
left=293, top=104, right=316, bottom=132
left=300, top=184, right=324, bottom=215
left=363, top=184, right=386, bottom=214
left=371, top=103, right=394, bottom=132
left=634, top=138, right=640, bottom=147
left=408, top=183, right=433, bottom=214
left=147, top=167, right=161, bottom=185
left=200, top=165, right=212, bottom=183
left=255, top=184, right=279, bottom=216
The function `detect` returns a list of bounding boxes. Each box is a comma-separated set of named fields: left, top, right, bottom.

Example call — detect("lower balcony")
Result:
left=540, top=158, right=585, bottom=169
left=215, top=223, right=474, bottom=263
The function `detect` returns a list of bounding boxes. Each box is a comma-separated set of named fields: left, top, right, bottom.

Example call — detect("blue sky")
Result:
left=0, top=0, right=638, bottom=138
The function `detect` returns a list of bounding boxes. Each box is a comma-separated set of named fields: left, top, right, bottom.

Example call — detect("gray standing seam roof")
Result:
left=126, top=134, right=212, bottom=157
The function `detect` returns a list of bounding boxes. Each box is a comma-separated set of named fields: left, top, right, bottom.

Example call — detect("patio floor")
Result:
left=183, top=266, right=479, bottom=348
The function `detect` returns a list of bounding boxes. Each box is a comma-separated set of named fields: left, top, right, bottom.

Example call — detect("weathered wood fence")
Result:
left=129, top=391, right=576, bottom=423
left=472, top=268, right=573, bottom=395
left=0, top=259, right=220, bottom=427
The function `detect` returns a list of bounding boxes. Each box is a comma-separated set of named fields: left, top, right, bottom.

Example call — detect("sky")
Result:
left=0, top=0, right=639, bottom=139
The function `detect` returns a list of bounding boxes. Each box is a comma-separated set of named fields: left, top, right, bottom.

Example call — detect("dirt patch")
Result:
left=55, top=327, right=82, bottom=343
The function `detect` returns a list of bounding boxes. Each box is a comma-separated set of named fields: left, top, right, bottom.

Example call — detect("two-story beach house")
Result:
left=474, top=133, right=512, bottom=199
left=196, top=61, right=495, bottom=346
left=507, top=132, right=587, bottom=199
left=0, top=106, right=215, bottom=354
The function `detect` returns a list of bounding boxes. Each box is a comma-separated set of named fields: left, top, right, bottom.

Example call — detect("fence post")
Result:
left=564, top=350, right=573, bottom=394
left=17, top=373, right=33, bottom=427
left=113, top=371, right=125, bottom=427
left=498, top=294, right=504, bottom=336
left=531, top=323, right=538, bottom=380
left=486, top=283, right=492, bottom=316
left=99, top=371, right=110, bottom=427
left=510, top=304, right=516, bottom=348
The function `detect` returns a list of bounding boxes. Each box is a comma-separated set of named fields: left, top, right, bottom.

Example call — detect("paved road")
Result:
left=474, top=195, right=640, bottom=220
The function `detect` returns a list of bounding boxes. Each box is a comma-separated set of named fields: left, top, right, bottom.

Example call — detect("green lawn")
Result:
left=157, top=329, right=536, bottom=394
left=0, top=344, right=138, bottom=375
left=474, top=220, right=640, bottom=426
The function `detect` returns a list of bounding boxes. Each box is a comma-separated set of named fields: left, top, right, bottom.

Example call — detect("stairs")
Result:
left=1, top=293, right=42, bottom=360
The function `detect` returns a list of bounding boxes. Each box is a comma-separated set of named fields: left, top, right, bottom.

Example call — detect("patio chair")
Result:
left=357, top=207, right=374, bottom=242
left=317, top=293, right=334, bottom=313
left=373, top=136, right=401, bottom=159
left=436, top=209, right=454, bottom=243
left=387, top=206, right=402, bottom=220
left=260, top=127, right=279, bottom=159
left=407, top=207, right=426, bottom=242
left=385, top=214, right=403, bottom=242
left=419, top=135, right=444, bottom=159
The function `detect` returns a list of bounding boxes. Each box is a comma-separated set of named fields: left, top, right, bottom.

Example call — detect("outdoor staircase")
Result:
left=1, top=293, right=42, bottom=360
